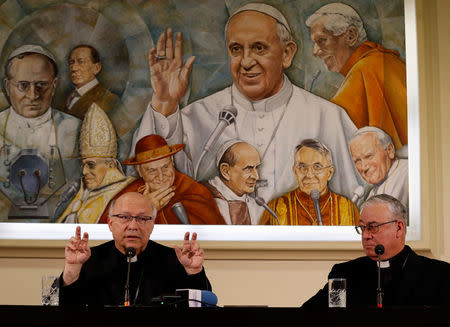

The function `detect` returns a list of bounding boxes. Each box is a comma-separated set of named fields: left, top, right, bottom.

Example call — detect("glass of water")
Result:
left=41, top=275, right=59, bottom=306
left=328, top=278, right=346, bottom=308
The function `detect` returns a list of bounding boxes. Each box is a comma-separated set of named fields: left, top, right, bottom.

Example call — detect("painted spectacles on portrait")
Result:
left=294, top=163, right=332, bottom=174
left=112, top=214, right=154, bottom=224
left=8, top=80, right=53, bottom=93
left=355, top=220, right=398, bottom=234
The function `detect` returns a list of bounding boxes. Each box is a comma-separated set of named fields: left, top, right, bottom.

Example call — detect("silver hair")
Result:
left=350, top=126, right=393, bottom=149
left=305, top=3, right=367, bottom=44
left=108, top=197, right=157, bottom=219
left=360, top=194, right=408, bottom=226
left=295, top=138, right=333, bottom=165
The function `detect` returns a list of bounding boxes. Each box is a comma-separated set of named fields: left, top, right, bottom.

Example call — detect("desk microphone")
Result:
left=251, top=194, right=280, bottom=225
left=172, top=202, right=190, bottom=224
left=124, top=247, right=136, bottom=306
left=310, top=189, right=323, bottom=225
left=375, top=244, right=385, bottom=308
left=194, top=105, right=237, bottom=179
left=175, top=289, right=218, bottom=307
left=351, top=185, right=365, bottom=203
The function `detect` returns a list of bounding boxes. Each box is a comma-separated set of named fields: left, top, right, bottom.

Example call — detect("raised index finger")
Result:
left=156, top=30, right=167, bottom=57
left=75, top=226, right=81, bottom=240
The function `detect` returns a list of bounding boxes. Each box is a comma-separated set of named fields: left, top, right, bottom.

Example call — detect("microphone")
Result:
left=124, top=247, right=136, bottom=306
left=251, top=194, right=280, bottom=225
left=126, top=247, right=136, bottom=260
left=172, top=202, right=190, bottom=224
left=351, top=185, right=365, bottom=203
left=375, top=244, right=385, bottom=308
left=175, top=289, right=218, bottom=307
left=194, top=105, right=238, bottom=178
left=203, top=105, right=237, bottom=153
left=310, top=189, right=323, bottom=225
left=53, top=181, right=79, bottom=220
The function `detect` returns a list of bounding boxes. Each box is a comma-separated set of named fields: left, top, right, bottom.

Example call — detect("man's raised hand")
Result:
left=174, top=232, right=204, bottom=275
left=62, top=226, right=91, bottom=286
left=149, top=28, right=195, bottom=117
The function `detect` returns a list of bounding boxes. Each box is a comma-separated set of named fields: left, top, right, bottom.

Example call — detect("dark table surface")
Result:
left=1, top=305, right=449, bottom=327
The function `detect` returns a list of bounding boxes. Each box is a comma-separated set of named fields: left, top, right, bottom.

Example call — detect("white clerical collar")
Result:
left=9, top=106, right=52, bottom=128
left=232, top=74, right=293, bottom=112
left=209, top=176, right=248, bottom=202
left=76, top=78, right=98, bottom=96
left=377, top=260, right=390, bottom=268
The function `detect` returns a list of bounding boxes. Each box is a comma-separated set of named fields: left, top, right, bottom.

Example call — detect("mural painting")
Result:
left=0, top=0, right=407, bottom=228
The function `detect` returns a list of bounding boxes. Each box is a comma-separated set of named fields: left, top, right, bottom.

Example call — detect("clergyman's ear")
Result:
left=386, top=143, right=395, bottom=160
left=346, top=26, right=359, bottom=47
left=219, top=163, right=231, bottom=181
left=282, top=40, right=297, bottom=69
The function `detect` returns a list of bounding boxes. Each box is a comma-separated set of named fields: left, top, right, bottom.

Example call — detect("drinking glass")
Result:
left=328, top=278, right=346, bottom=308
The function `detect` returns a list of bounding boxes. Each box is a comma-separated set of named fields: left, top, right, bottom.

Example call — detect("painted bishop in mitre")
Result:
left=56, top=104, right=135, bottom=223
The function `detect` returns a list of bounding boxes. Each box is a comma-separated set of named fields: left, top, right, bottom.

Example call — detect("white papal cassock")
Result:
left=131, top=76, right=363, bottom=202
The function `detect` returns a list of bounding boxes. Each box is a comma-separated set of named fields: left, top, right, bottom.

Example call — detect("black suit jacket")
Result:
left=59, top=240, right=211, bottom=306
left=302, top=246, right=450, bottom=307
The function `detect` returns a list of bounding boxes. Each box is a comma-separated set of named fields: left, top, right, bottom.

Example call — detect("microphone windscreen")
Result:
left=126, top=247, right=136, bottom=258
left=375, top=244, right=385, bottom=255
left=310, top=189, right=320, bottom=200
left=253, top=195, right=265, bottom=206
left=200, top=290, right=218, bottom=307
left=172, top=202, right=190, bottom=224
left=222, top=105, right=238, bottom=116
left=353, top=185, right=364, bottom=197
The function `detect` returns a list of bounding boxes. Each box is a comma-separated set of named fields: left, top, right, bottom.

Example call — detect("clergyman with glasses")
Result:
left=261, top=139, right=359, bottom=225
left=56, top=104, right=134, bottom=223
left=59, top=192, right=212, bottom=306
left=303, top=194, right=450, bottom=307
left=0, top=44, right=81, bottom=220
left=103, top=134, right=225, bottom=225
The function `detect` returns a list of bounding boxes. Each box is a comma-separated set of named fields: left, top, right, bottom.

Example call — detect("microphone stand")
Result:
left=310, top=190, right=323, bottom=225
left=375, top=244, right=385, bottom=308
left=377, top=253, right=383, bottom=308
left=124, top=247, right=136, bottom=307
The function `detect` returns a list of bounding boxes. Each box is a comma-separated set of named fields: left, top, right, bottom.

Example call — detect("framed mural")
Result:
left=0, top=0, right=420, bottom=243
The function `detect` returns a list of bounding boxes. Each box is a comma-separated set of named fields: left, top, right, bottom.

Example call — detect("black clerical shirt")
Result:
left=59, top=240, right=211, bottom=306
left=302, top=245, right=450, bottom=307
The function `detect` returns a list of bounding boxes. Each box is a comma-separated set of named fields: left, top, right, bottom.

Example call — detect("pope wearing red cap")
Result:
left=100, top=134, right=225, bottom=225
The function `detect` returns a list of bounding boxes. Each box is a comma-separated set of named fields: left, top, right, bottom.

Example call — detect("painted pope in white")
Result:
left=0, top=44, right=81, bottom=220
left=131, top=3, right=362, bottom=202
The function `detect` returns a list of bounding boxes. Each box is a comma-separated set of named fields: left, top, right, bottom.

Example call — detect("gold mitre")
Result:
left=79, top=103, right=117, bottom=159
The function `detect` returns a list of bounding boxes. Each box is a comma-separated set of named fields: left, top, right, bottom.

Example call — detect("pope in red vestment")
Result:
left=261, top=139, right=359, bottom=226
left=100, top=135, right=225, bottom=225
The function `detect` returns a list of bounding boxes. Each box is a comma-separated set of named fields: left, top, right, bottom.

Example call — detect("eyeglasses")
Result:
left=81, top=159, right=107, bottom=171
left=294, top=163, right=332, bottom=174
left=112, top=214, right=154, bottom=224
left=8, top=80, right=53, bottom=93
left=355, top=220, right=398, bottom=235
